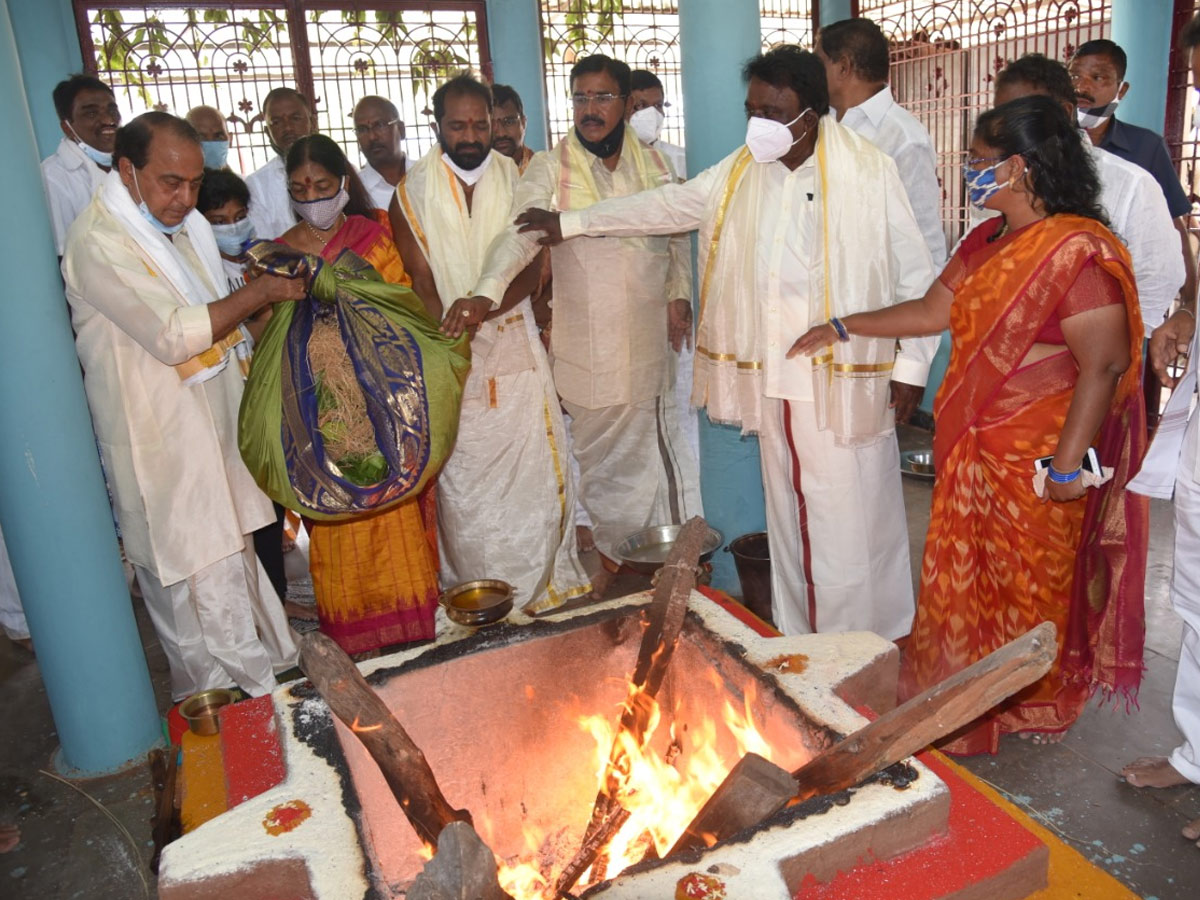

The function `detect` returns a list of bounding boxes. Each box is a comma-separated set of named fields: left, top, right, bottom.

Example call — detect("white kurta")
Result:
left=0, top=523, right=28, bottom=641
left=360, top=162, right=400, bottom=211
left=246, top=155, right=296, bottom=240
left=559, top=126, right=934, bottom=636
left=473, top=135, right=702, bottom=560
left=41, top=137, right=106, bottom=255
left=397, top=149, right=590, bottom=611
left=63, top=180, right=296, bottom=697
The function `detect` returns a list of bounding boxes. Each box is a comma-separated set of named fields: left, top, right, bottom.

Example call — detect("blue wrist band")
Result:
left=1046, top=464, right=1080, bottom=484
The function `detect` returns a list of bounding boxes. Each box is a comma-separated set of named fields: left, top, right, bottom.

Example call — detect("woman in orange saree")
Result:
left=280, top=135, right=441, bottom=656
left=792, top=95, right=1148, bottom=753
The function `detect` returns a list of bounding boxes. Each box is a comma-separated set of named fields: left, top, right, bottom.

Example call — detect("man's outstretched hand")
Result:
left=515, top=208, right=564, bottom=246
left=440, top=296, right=493, bottom=338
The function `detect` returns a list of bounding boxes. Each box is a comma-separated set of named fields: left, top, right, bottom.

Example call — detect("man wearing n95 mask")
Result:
left=626, top=69, right=687, bottom=180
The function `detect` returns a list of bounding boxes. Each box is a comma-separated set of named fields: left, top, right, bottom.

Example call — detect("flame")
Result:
left=350, top=715, right=383, bottom=733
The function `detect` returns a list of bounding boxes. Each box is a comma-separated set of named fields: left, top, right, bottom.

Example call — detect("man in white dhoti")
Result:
left=353, top=95, right=407, bottom=210
left=446, top=55, right=701, bottom=597
left=246, top=87, right=315, bottom=239
left=990, top=55, right=1183, bottom=329
left=63, top=112, right=306, bottom=700
left=506, top=47, right=934, bottom=638
left=41, top=74, right=121, bottom=256
left=390, top=76, right=590, bottom=612
left=1119, top=14, right=1200, bottom=850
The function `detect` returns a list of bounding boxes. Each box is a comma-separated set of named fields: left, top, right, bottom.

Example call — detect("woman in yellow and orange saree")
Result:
left=274, top=135, right=453, bottom=656
left=792, top=95, right=1148, bottom=754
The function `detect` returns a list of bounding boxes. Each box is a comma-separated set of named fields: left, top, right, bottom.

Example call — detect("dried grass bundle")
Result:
left=308, top=317, right=387, bottom=484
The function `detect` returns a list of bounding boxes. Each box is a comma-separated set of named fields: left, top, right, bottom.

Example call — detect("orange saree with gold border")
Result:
left=901, top=214, right=1148, bottom=755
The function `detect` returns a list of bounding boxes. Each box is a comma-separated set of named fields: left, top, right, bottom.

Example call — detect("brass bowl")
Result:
left=615, top=524, right=724, bottom=577
left=179, top=688, right=237, bottom=736
left=439, top=579, right=515, bottom=626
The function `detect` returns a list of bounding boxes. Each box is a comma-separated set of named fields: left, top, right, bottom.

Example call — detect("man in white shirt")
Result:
left=626, top=69, right=687, bottom=180
left=63, top=112, right=305, bottom=700
left=41, top=74, right=121, bottom=255
left=445, top=55, right=701, bottom=597
left=992, top=55, right=1183, bottom=329
left=459, top=48, right=933, bottom=637
left=246, top=87, right=315, bottom=239
left=353, top=95, right=406, bottom=210
left=490, top=84, right=535, bottom=173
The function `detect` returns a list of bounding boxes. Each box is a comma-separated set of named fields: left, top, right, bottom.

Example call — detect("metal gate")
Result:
left=75, top=1, right=490, bottom=174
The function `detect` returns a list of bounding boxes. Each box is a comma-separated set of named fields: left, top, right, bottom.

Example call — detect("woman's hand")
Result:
left=1045, top=474, right=1087, bottom=503
left=787, top=323, right=839, bottom=359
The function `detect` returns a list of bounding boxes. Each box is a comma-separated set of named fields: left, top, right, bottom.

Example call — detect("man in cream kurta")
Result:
left=392, top=75, right=590, bottom=611
left=455, top=56, right=701, bottom=582
left=510, top=48, right=934, bottom=638
left=63, top=113, right=302, bottom=700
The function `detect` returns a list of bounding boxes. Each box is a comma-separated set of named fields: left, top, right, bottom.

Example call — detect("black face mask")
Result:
left=574, top=119, right=625, bottom=159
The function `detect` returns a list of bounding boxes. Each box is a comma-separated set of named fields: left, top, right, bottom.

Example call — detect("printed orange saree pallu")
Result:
left=902, top=214, right=1148, bottom=755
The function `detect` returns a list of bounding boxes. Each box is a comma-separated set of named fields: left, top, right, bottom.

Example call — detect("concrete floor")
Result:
left=1, top=424, right=1199, bottom=898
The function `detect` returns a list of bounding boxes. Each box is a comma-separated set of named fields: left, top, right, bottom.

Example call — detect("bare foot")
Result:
left=1183, top=815, right=1200, bottom=843
left=589, top=567, right=617, bottom=601
left=1122, top=756, right=1194, bottom=788
left=0, top=824, right=19, bottom=853
left=284, top=600, right=318, bottom=622
left=576, top=525, right=596, bottom=554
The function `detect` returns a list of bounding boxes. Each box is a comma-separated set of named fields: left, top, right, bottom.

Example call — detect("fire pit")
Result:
left=158, top=592, right=951, bottom=899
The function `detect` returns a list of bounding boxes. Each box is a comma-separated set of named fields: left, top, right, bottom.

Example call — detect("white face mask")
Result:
left=65, top=120, right=113, bottom=168
left=441, top=147, right=493, bottom=187
left=745, top=108, right=812, bottom=163
left=1076, top=90, right=1123, bottom=129
left=629, top=106, right=665, bottom=145
left=210, top=218, right=256, bottom=256
left=290, top=177, right=350, bottom=230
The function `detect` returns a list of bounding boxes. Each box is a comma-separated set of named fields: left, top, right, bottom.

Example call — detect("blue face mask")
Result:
left=132, top=168, right=186, bottom=235
left=210, top=217, right=255, bottom=256
left=201, top=139, right=229, bottom=170
left=962, top=159, right=1007, bottom=210
left=65, top=121, right=113, bottom=168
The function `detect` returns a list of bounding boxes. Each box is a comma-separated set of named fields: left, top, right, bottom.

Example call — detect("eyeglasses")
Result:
left=494, top=115, right=523, bottom=128
left=354, top=118, right=399, bottom=136
left=963, top=154, right=1005, bottom=168
left=571, top=93, right=625, bottom=108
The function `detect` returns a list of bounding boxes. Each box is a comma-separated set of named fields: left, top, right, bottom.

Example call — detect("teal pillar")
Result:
left=0, top=0, right=161, bottom=775
left=1110, top=0, right=1173, bottom=134
left=8, top=0, right=81, bottom=157
left=486, top=0, right=549, bottom=151
left=819, top=0, right=855, bottom=27
left=680, top=0, right=765, bottom=594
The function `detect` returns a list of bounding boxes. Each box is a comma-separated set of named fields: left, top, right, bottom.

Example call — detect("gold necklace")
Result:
left=304, top=212, right=345, bottom=247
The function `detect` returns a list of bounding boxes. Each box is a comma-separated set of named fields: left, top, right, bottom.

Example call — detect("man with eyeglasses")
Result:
left=625, top=69, right=687, bottom=180
left=490, top=84, right=534, bottom=173
left=42, top=74, right=122, bottom=256
left=245, top=86, right=316, bottom=239
left=352, top=95, right=407, bottom=210
left=444, top=54, right=701, bottom=600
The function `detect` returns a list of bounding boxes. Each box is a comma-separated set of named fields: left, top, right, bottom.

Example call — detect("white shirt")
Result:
left=758, top=157, right=817, bottom=399
left=837, top=86, right=947, bottom=268
left=41, top=137, right=107, bottom=255
left=245, top=155, right=295, bottom=240
left=360, top=162, right=400, bottom=211
left=961, top=142, right=1183, bottom=328
left=654, top=140, right=687, bottom=181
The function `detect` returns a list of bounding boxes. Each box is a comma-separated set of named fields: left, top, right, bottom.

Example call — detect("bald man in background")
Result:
left=186, top=104, right=233, bottom=170
left=353, top=95, right=407, bottom=210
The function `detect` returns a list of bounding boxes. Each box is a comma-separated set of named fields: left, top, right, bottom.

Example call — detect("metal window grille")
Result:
left=1166, top=1, right=1200, bottom=226
left=760, top=0, right=816, bottom=50
left=847, top=1, right=1110, bottom=243
left=74, top=2, right=490, bottom=176
left=538, top=0, right=685, bottom=149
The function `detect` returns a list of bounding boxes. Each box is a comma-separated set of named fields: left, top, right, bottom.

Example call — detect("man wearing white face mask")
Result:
left=62, top=112, right=306, bottom=701
left=626, top=69, right=687, bottom=180
left=41, top=75, right=122, bottom=256
left=502, top=47, right=934, bottom=639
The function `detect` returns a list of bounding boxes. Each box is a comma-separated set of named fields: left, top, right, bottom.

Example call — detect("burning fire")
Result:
left=491, top=672, right=776, bottom=898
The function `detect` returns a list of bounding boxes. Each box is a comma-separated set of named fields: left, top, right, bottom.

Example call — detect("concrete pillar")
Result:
left=0, top=0, right=161, bottom=775
left=1110, top=0, right=1173, bottom=134
left=819, top=0, right=855, bottom=28
left=8, top=0, right=81, bottom=157
left=486, top=0, right=550, bottom=151
left=679, top=0, right=766, bottom=594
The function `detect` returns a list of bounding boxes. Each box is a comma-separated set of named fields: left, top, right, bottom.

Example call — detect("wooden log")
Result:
left=298, top=631, right=471, bottom=848
left=670, top=621, right=1058, bottom=855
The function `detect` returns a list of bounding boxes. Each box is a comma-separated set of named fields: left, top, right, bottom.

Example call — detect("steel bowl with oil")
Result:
left=179, top=688, right=237, bottom=736
left=439, top=579, right=515, bottom=626
left=615, top=524, right=724, bottom=577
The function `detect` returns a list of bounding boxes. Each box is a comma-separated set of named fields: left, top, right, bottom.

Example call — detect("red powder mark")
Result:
left=221, top=694, right=286, bottom=807
left=263, top=799, right=313, bottom=836
left=675, top=872, right=727, bottom=899
left=793, top=753, right=1045, bottom=899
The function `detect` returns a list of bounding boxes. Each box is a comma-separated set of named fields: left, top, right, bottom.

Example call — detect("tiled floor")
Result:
left=1, top=425, right=1198, bottom=898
